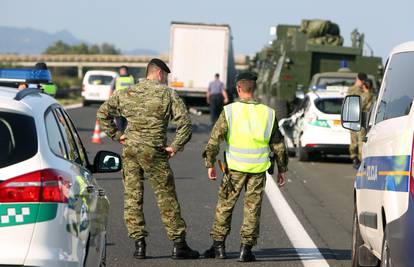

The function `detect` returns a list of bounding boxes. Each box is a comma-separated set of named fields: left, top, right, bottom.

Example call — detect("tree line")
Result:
left=44, top=41, right=121, bottom=55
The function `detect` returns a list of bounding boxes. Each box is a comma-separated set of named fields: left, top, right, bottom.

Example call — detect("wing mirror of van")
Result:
left=341, top=95, right=362, bottom=131
left=93, top=151, right=122, bottom=173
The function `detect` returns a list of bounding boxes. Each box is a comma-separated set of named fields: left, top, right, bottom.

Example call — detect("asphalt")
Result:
left=67, top=105, right=356, bottom=267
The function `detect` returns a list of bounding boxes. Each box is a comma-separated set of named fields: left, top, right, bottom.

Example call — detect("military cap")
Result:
left=236, top=72, right=257, bottom=82
left=357, top=72, right=368, bottom=82
left=35, top=62, right=48, bottom=70
left=148, top=58, right=171, bottom=73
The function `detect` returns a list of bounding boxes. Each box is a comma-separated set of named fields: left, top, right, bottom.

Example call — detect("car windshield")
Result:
left=316, top=77, right=355, bottom=88
left=0, top=111, right=38, bottom=168
left=88, top=75, right=114, bottom=85
left=314, top=98, right=343, bottom=114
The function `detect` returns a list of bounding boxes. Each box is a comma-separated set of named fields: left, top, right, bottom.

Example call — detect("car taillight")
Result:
left=82, top=84, right=85, bottom=92
left=0, top=169, right=71, bottom=203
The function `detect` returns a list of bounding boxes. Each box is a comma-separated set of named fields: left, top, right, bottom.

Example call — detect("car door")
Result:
left=51, top=107, right=95, bottom=265
left=358, top=52, right=414, bottom=254
left=59, top=108, right=109, bottom=265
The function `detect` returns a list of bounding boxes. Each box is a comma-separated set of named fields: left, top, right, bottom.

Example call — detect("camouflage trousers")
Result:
left=349, top=131, right=359, bottom=159
left=122, top=144, right=186, bottom=241
left=210, top=170, right=266, bottom=246
left=357, top=128, right=367, bottom=161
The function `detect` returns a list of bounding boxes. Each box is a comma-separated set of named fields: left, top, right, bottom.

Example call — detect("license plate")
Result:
left=89, top=93, right=99, bottom=97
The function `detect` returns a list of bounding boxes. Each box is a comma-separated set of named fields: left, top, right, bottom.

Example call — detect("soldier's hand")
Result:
left=277, top=172, right=286, bottom=187
left=119, top=134, right=126, bottom=145
left=208, top=167, right=217, bottom=180
left=165, top=147, right=177, bottom=158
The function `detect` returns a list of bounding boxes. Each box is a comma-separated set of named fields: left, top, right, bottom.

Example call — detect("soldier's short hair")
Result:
left=237, top=80, right=256, bottom=93
left=146, top=63, right=161, bottom=76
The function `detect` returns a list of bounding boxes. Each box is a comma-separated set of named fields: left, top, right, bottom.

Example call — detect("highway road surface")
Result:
left=68, top=105, right=356, bottom=267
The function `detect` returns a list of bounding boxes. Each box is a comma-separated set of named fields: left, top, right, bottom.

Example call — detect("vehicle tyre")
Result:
left=275, top=98, right=289, bottom=119
left=351, top=207, right=363, bottom=267
left=380, top=228, right=393, bottom=267
left=100, top=235, right=107, bottom=267
left=298, top=141, right=309, bottom=161
left=83, top=98, right=90, bottom=107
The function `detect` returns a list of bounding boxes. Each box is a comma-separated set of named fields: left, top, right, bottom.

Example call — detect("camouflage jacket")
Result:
left=202, top=99, right=288, bottom=173
left=96, top=79, right=192, bottom=151
left=347, top=85, right=363, bottom=96
left=361, top=90, right=374, bottom=112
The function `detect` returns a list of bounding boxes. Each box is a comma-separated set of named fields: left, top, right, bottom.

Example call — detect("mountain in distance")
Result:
left=0, top=26, right=159, bottom=55
left=0, top=26, right=85, bottom=54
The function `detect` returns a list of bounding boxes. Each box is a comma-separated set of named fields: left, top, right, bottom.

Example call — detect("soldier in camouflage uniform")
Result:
left=357, top=80, right=374, bottom=162
left=347, top=72, right=367, bottom=169
left=96, top=58, right=199, bottom=260
left=202, top=72, right=288, bottom=262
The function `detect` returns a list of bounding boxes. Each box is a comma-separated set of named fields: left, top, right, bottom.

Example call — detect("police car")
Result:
left=279, top=87, right=350, bottom=161
left=342, top=42, right=414, bottom=267
left=0, top=68, right=121, bottom=266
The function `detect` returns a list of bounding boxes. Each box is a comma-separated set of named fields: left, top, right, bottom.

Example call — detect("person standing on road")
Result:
left=347, top=72, right=367, bottom=169
left=97, top=58, right=199, bottom=260
left=207, top=73, right=229, bottom=124
left=357, top=79, right=374, bottom=163
left=114, top=65, right=135, bottom=132
left=202, top=72, right=288, bottom=262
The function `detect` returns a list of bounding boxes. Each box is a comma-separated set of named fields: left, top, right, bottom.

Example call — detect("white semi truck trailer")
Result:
left=169, top=22, right=236, bottom=102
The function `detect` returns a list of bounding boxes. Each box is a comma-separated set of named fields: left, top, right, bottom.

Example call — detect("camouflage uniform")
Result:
left=97, top=79, right=192, bottom=242
left=203, top=99, right=288, bottom=246
left=357, top=90, right=374, bottom=161
left=347, top=85, right=363, bottom=159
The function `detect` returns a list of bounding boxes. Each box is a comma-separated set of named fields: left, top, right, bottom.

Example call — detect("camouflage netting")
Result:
left=300, top=19, right=343, bottom=46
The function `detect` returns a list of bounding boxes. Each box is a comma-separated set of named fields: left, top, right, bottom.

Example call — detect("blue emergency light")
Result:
left=0, top=68, right=52, bottom=84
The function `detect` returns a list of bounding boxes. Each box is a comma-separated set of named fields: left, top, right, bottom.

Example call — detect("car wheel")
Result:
left=83, top=99, right=90, bottom=107
left=298, top=141, right=309, bottom=161
left=351, top=207, right=364, bottom=267
left=381, top=229, right=393, bottom=267
left=100, top=235, right=107, bottom=267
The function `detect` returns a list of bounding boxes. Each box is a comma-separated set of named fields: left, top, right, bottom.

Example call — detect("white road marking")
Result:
left=265, top=173, right=330, bottom=267
left=64, top=103, right=83, bottom=110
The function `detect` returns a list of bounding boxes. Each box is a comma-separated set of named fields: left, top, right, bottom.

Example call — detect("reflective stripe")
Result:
left=228, top=145, right=269, bottom=154
left=225, top=105, right=232, bottom=130
left=264, top=108, right=274, bottom=139
left=226, top=152, right=269, bottom=164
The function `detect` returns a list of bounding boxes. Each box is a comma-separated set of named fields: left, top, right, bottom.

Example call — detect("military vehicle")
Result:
left=251, top=19, right=383, bottom=118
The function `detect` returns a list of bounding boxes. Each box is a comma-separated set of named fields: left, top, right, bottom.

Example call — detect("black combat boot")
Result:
left=133, top=238, right=146, bottom=259
left=352, top=157, right=361, bottom=170
left=203, top=240, right=227, bottom=259
left=238, top=244, right=256, bottom=262
left=171, top=240, right=200, bottom=259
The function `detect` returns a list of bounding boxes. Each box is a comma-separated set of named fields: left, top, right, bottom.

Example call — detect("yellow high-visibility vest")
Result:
left=224, top=101, right=275, bottom=173
left=115, top=76, right=134, bottom=91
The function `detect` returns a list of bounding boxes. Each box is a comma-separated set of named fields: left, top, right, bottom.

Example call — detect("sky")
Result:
left=1, top=0, right=413, bottom=60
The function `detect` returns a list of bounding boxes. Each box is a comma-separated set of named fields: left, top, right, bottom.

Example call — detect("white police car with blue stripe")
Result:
left=342, top=42, right=414, bottom=267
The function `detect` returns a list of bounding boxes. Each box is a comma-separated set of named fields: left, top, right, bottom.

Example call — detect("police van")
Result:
left=0, top=68, right=121, bottom=266
left=342, top=42, right=414, bottom=267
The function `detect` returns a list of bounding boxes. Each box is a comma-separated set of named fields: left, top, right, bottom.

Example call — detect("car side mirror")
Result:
left=93, top=150, right=122, bottom=173
left=341, top=95, right=362, bottom=131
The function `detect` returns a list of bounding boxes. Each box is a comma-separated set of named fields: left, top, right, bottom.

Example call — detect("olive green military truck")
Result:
left=251, top=19, right=383, bottom=118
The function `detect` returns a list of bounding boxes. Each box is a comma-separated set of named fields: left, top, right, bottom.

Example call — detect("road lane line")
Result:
left=265, top=173, right=330, bottom=267
left=64, top=103, right=83, bottom=110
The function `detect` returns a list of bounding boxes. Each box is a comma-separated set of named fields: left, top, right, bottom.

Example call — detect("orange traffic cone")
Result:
left=91, top=120, right=102, bottom=144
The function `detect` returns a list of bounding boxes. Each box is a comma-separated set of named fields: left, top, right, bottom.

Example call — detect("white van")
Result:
left=342, top=42, right=414, bottom=267
left=81, top=70, right=118, bottom=106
